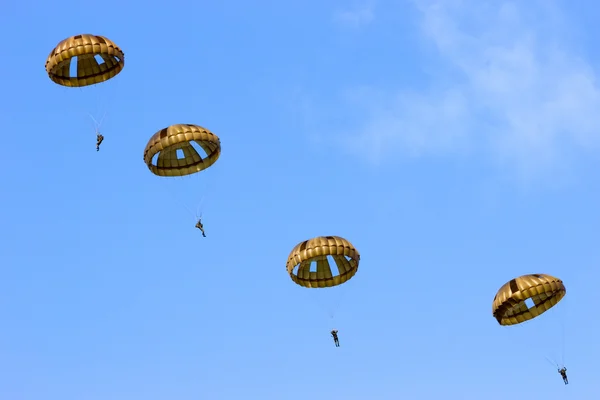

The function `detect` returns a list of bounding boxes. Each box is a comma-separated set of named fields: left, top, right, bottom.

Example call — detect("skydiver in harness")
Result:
left=195, top=218, right=206, bottom=237
left=96, top=133, right=104, bottom=151
left=89, top=113, right=105, bottom=152
left=558, top=367, right=568, bottom=384
left=331, top=329, right=339, bottom=347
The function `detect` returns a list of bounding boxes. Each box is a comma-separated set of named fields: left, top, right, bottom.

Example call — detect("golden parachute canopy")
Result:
left=143, top=124, right=221, bottom=177
left=45, top=34, right=125, bottom=88
left=492, top=274, right=566, bottom=326
left=286, top=236, right=360, bottom=288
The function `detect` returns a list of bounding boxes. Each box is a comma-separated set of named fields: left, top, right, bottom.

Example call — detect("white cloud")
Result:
left=334, top=0, right=600, bottom=175
left=333, top=2, right=375, bottom=27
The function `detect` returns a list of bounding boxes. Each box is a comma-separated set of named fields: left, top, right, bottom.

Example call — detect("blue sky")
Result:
left=1, top=0, right=599, bottom=398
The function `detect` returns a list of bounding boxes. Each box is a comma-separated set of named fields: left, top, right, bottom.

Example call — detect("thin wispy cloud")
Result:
left=333, top=2, right=375, bottom=27
left=331, top=0, right=600, bottom=176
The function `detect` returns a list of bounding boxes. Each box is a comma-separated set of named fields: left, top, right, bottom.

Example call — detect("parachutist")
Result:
left=96, top=133, right=104, bottom=151
left=558, top=367, right=568, bottom=384
left=195, top=219, right=206, bottom=237
left=331, top=329, right=339, bottom=347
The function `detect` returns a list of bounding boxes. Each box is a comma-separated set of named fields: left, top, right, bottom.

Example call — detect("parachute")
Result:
left=143, top=124, right=221, bottom=222
left=45, top=34, right=125, bottom=146
left=492, top=273, right=566, bottom=326
left=143, top=124, right=221, bottom=177
left=286, top=236, right=360, bottom=288
left=45, top=34, right=125, bottom=88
